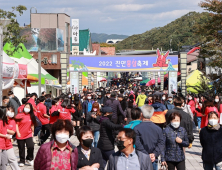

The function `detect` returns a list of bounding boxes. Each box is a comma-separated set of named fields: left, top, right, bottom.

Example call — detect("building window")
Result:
left=51, top=54, right=57, bottom=64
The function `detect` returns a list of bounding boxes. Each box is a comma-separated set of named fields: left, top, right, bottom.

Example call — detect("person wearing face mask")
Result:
left=86, top=103, right=102, bottom=147
left=83, top=92, right=94, bottom=125
left=8, top=91, right=21, bottom=106
left=201, top=97, right=219, bottom=128
left=15, top=103, right=37, bottom=167
left=97, top=106, right=123, bottom=167
left=200, top=111, right=222, bottom=170
left=214, top=95, right=222, bottom=125
left=187, top=94, right=196, bottom=117
left=3, top=96, right=19, bottom=116
left=107, top=128, right=153, bottom=170
left=165, top=94, right=174, bottom=110
left=0, top=106, right=12, bottom=170
left=34, top=119, right=78, bottom=170
left=103, top=91, right=111, bottom=106
left=76, top=126, right=104, bottom=170
left=5, top=106, right=21, bottom=170
left=161, top=94, right=167, bottom=105
left=161, top=112, right=189, bottom=170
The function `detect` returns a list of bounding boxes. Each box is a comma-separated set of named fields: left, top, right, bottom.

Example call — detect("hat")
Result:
left=102, top=106, right=113, bottom=114
left=171, top=91, right=176, bottom=94
left=118, top=94, right=124, bottom=98
left=106, top=91, right=111, bottom=94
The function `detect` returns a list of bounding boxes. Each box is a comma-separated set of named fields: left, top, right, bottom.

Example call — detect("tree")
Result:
left=196, top=0, right=222, bottom=68
left=0, top=5, right=27, bottom=55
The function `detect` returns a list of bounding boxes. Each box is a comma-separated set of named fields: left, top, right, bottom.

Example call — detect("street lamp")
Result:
left=30, top=7, right=37, bottom=28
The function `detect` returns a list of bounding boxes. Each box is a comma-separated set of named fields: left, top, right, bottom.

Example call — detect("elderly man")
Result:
left=134, top=104, right=164, bottom=170
left=108, top=128, right=153, bottom=170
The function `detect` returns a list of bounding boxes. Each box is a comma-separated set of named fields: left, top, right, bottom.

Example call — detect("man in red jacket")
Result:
left=37, top=96, right=50, bottom=145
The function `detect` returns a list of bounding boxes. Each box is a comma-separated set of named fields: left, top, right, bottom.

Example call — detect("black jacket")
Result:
left=77, top=145, right=104, bottom=170
left=200, top=126, right=222, bottom=164
left=165, top=107, right=194, bottom=143
left=86, top=112, right=101, bottom=132
left=97, top=117, right=123, bottom=151
left=107, top=150, right=153, bottom=170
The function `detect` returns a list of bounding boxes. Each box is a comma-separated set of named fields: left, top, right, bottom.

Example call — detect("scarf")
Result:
left=207, top=123, right=220, bottom=130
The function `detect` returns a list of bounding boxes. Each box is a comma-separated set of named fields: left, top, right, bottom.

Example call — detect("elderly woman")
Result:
left=161, top=112, right=189, bottom=170
left=76, top=126, right=104, bottom=170
left=34, top=119, right=78, bottom=170
left=200, top=111, right=222, bottom=170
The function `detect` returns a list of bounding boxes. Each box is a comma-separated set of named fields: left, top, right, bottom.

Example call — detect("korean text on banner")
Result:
left=70, top=72, right=79, bottom=94
left=168, top=72, right=178, bottom=93
left=72, top=19, right=79, bottom=44
left=18, top=64, right=27, bottom=79
left=2, top=62, right=14, bottom=79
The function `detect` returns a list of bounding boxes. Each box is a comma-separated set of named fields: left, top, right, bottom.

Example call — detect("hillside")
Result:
left=116, top=12, right=210, bottom=51
left=91, top=33, right=129, bottom=43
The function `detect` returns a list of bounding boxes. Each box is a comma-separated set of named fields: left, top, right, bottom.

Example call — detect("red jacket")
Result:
left=201, top=106, right=219, bottom=128
left=34, top=140, right=78, bottom=170
left=187, top=100, right=195, bottom=114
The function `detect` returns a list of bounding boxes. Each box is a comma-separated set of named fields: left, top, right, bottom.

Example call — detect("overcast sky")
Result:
left=1, top=0, right=204, bottom=35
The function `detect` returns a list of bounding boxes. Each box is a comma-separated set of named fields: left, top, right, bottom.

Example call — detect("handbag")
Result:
left=159, top=165, right=168, bottom=170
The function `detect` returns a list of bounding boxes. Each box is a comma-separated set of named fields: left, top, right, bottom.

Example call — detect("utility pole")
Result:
left=38, top=48, right=41, bottom=96
left=0, top=27, right=3, bottom=105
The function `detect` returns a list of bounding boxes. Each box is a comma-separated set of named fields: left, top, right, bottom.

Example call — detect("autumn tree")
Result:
left=196, top=0, right=222, bottom=68
left=0, top=5, right=27, bottom=55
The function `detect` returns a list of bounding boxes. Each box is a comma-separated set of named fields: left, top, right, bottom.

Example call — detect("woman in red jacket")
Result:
left=58, top=99, right=76, bottom=124
left=34, top=119, right=78, bottom=170
left=49, top=99, right=60, bottom=125
left=201, top=97, right=219, bottom=128
left=16, top=103, right=37, bottom=167
left=187, top=94, right=196, bottom=116
left=5, top=106, right=20, bottom=169
left=194, top=96, right=203, bottom=130
left=0, top=106, right=11, bottom=170
left=214, top=95, right=222, bottom=124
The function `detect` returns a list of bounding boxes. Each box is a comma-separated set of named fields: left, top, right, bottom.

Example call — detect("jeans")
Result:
left=203, top=163, right=222, bottom=170
left=197, top=117, right=202, bottom=129
left=152, top=160, right=158, bottom=170
left=93, top=131, right=100, bottom=148
left=34, top=116, right=42, bottom=136
left=100, top=149, right=115, bottom=168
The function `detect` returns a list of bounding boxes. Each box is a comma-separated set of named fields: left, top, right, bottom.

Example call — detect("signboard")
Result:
left=168, top=71, right=178, bottom=93
left=2, top=62, right=14, bottom=78
left=72, top=19, right=79, bottom=44
left=70, top=72, right=79, bottom=94
left=72, top=46, right=79, bottom=55
left=69, top=55, right=178, bottom=72
left=18, top=64, right=27, bottom=79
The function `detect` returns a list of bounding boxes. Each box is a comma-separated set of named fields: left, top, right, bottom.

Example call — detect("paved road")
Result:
left=7, top=131, right=204, bottom=170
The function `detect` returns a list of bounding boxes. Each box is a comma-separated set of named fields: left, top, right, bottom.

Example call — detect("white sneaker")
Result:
left=18, top=162, right=24, bottom=167
left=26, top=160, right=34, bottom=166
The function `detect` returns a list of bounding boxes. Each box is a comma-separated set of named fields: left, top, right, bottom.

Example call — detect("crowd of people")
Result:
left=0, top=84, right=222, bottom=170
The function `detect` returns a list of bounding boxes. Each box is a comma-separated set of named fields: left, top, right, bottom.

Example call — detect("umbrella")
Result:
left=146, top=78, right=161, bottom=86
left=140, top=79, right=150, bottom=85
left=100, top=77, right=107, bottom=82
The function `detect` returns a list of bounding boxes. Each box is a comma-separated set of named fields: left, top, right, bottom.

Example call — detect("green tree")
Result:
left=0, top=5, right=27, bottom=55
left=196, top=0, right=222, bottom=68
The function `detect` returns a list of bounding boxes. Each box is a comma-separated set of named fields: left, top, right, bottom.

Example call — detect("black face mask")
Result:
left=82, top=139, right=93, bottom=148
left=116, top=140, right=126, bottom=151
left=107, top=114, right=113, bottom=120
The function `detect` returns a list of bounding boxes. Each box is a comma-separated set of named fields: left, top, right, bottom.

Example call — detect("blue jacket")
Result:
left=165, top=100, right=174, bottom=110
left=82, top=100, right=94, bottom=116
left=124, top=120, right=142, bottom=129
left=152, top=102, right=167, bottom=112
left=161, top=125, right=189, bottom=162
left=134, top=121, right=164, bottom=159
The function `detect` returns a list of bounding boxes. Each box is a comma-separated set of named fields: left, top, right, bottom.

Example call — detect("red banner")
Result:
left=18, top=64, right=27, bottom=79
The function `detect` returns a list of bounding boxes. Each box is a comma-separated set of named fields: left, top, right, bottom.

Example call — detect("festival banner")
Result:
left=168, top=71, right=178, bottom=93
left=69, top=53, right=178, bottom=72
left=70, top=72, right=79, bottom=94
left=18, top=64, right=27, bottom=79
left=2, top=62, right=14, bottom=79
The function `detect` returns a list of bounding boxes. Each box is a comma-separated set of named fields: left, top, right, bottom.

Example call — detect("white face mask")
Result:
left=87, top=96, right=92, bottom=100
left=7, top=111, right=14, bottom=118
left=171, top=122, right=180, bottom=128
left=56, top=133, right=70, bottom=144
left=189, top=97, right=192, bottom=100
left=24, top=108, right=30, bottom=113
left=68, top=95, right=71, bottom=98
left=215, top=99, right=219, bottom=103
left=9, top=96, right=12, bottom=99
left=107, top=95, right=110, bottom=98
left=162, top=97, right=166, bottom=100
left=168, top=98, right=172, bottom=101
left=209, top=119, right=218, bottom=126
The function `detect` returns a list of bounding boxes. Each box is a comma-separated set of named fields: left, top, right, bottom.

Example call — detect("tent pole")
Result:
left=38, top=48, right=41, bottom=97
left=0, top=27, right=3, bottom=105
left=24, top=79, right=27, bottom=97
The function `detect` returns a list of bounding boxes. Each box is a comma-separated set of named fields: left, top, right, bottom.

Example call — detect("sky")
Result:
left=0, top=0, right=204, bottom=35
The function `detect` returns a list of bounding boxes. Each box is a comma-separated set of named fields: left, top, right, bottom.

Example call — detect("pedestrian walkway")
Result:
left=7, top=131, right=203, bottom=170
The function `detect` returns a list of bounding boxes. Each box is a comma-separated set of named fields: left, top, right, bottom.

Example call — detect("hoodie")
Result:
left=136, top=94, right=147, bottom=107
left=151, top=102, right=168, bottom=124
